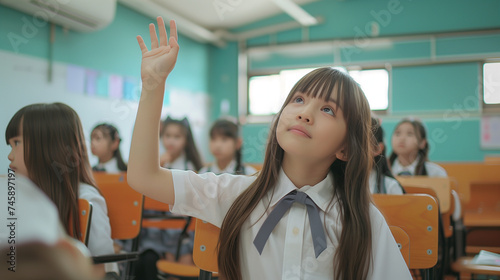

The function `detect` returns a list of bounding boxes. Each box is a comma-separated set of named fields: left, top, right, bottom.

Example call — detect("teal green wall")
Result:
left=0, top=4, right=209, bottom=92
left=208, top=0, right=500, bottom=163
left=208, top=42, right=239, bottom=120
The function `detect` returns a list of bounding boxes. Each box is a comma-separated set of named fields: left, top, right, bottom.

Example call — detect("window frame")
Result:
left=482, top=60, right=500, bottom=113
left=243, top=65, right=391, bottom=124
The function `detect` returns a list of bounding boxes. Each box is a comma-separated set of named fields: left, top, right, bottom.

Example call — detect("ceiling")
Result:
left=150, top=0, right=318, bottom=29
left=119, top=0, right=320, bottom=45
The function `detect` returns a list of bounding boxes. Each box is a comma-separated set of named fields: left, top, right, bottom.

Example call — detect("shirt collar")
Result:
left=167, top=152, right=187, bottom=169
left=395, top=155, right=420, bottom=174
left=268, top=168, right=334, bottom=212
left=212, top=159, right=237, bottom=174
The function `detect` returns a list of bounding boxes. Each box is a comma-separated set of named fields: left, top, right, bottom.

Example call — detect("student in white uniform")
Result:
left=91, top=123, right=128, bottom=173
left=389, top=118, right=447, bottom=177
left=160, top=116, right=203, bottom=171
left=136, top=116, right=203, bottom=280
left=5, top=103, right=118, bottom=278
left=369, top=117, right=404, bottom=194
left=128, top=17, right=411, bottom=280
left=200, top=118, right=257, bottom=175
left=0, top=174, right=103, bottom=280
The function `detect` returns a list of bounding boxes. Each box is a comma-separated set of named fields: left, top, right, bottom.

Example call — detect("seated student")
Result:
left=91, top=123, right=127, bottom=173
left=5, top=103, right=118, bottom=276
left=135, top=116, right=203, bottom=280
left=0, top=174, right=103, bottom=280
left=389, top=118, right=447, bottom=177
left=370, top=117, right=404, bottom=194
left=199, top=118, right=257, bottom=175
left=128, top=17, right=411, bottom=280
left=159, top=116, right=203, bottom=171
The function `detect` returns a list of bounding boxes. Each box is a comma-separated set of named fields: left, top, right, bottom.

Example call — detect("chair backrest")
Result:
left=142, top=197, right=196, bottom=231
left=396, top=176, right=451, bottom=213
left=193, top=219, right=220, bottom=273
left=78, top=199, right=92, bottom=246
left=373, top=194, right=439, bottom=269
left=191, top=216, right=421, bottom=275
left=389, top=226, right=410, bottom=268
left=93, top=172, right=144, bottom=240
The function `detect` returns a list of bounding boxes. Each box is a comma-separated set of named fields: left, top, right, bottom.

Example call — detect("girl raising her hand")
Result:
left=128, top=17, right=411, bottom=280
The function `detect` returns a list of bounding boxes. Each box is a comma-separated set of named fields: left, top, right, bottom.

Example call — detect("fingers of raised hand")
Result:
left=136, top=36, right=148, bottom=54
left=149, top=23, right=159, bottom=49
left=158, top=16, right=168, bottom=47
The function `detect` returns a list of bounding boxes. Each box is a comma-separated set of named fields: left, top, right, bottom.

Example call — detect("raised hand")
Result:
left=137, top=17, right=179, bottom=90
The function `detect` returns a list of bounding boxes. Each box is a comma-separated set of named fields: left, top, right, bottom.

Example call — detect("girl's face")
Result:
left=276, top=92, right=347, bottom=163
left=391, top=122, right=422, bottom=157
left=161, top=124, right=187, bottom=158
left=209, top=134, right=239, bottom=162
left=7, top=130, right=28, bottom=177
left=90, top=129, right=113, bottom=159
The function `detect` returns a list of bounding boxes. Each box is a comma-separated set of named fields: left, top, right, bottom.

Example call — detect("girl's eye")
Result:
left=322, top=107, right=335, bottom=116
left=293, top=96, right=304, bottom=104
left=14, top=140, right=20, bottom=146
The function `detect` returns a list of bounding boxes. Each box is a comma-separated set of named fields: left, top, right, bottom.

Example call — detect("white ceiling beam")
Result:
left=272, top=0, right=318, bottom=26
left=118, top=0, right=225, bottom=46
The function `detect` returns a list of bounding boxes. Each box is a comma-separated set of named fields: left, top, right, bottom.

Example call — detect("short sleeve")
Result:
left=385, top=177, right=404, bottom=195
left=170, top=170, right=256, bottom=227
left=369, top=205, right=412, bottom=279
left=425, top=162, right=448, bottom=177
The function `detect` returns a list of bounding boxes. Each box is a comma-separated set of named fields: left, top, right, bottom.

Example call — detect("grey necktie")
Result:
left=253, top=190, right=327, bottom=258
left=398, top=171, right=412, bottom=176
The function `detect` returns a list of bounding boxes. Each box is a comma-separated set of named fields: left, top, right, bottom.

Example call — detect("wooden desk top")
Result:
left=464, top=212, right=500, bottom=228
left=396, top=176, right=451, bottom=213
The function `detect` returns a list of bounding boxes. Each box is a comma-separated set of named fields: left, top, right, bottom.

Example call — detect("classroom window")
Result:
left=349, top=69, right=389, bottom=111
left=248, top=67, right=389, bottom=117
left=483, top=62, right=500, bottom=105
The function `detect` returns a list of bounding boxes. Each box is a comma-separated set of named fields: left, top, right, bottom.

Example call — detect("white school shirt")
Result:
left=163, top=152, right=195, bottom=171
left=79, top=183, right=118, bottom=274
left=368, top=170, right=404, bottom=194
left=94, top=157, right=121, bottom=173
left=0, top=175, right=67, bottom=247
left=199, top=159, right=257, bottom=175
left=170, top=169, right=412, bottom=279
left=392, top=156, right=447, bottom=177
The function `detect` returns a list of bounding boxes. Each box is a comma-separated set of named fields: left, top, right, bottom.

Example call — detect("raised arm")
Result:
left=128, top=17, right=178, bottom=205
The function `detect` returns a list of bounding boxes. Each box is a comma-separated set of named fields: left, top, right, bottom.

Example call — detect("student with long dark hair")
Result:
left=6, top=103, right=117, bottom=276
left=389, top=118, right=447, bottom=177
left=370, top=117, right=405, bottom=194
left=91, top=123, right=127, bottom=172
left=200, top=118, right=256, bottom=175
left=127, top=17, right=411, bottom=280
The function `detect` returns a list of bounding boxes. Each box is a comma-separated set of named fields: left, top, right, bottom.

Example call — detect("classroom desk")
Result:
left=396, top=176, right=451, bottom=213
left=464, top=212, right=500, bottom=228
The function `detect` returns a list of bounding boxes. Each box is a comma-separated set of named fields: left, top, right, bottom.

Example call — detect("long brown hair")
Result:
left=5, top=103, right=97, bottom=240
left=218, top=68, right=374, bottom=280
left=160, top=116, right=203, bottom=171
left=92, top=123, right=128, bottom=171
left=389, top=118, right=429, bottom=175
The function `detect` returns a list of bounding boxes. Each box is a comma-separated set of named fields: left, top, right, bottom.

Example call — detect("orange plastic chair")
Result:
left=90, top=172, right=144, bottom=277
left=78, top=199, right=92, bottom=246
left=157, top=219, right=220, bottom=279
left=390, top=225, right=410, bottom=268
left=142, top=196, right=198, bottom=278
left=373, top=194, right=439, bottom=280
left=162, top=219, right=411, bottom=280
